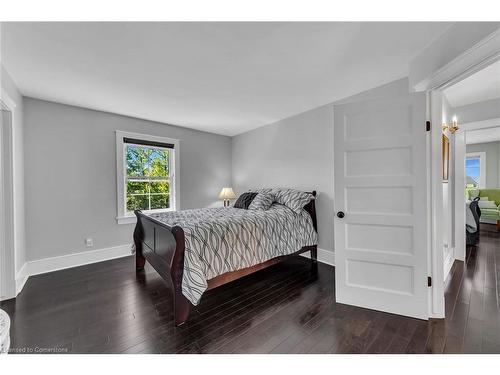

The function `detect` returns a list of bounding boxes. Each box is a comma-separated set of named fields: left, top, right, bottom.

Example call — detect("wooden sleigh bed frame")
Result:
left=133, top=191, right=318, bottom=326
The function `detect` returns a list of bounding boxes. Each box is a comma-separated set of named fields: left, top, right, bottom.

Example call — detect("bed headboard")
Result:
left=246, top=188, right=318, bottom=232
left=304, top=191, right=317, bottom=232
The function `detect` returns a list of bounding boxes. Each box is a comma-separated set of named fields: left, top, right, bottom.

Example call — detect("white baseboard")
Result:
left=27, top=244, right=133, bottom=277
left=300, top=248, right=335, bottom=266
left=14, top=244, right=133, bottom=295
left=443, top=247, right=455, bottom=281
left=13, top=244, right=331, bottom=297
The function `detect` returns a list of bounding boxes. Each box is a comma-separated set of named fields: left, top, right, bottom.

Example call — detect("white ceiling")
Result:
left=466, top=126, right=500, bottom=144
left=445, top=60, right=500, bottom=108
left=465, top=119, right=500, bottom=144
left=1, top=22, right=451, bottom=136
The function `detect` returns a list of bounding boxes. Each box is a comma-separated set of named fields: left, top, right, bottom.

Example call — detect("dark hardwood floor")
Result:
left=2, top=224, right=499, bottom=354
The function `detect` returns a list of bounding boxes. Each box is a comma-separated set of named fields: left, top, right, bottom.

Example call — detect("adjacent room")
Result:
left=1, top=21, right=500, bottom=355
left=436, top=59, right=500, bottom=353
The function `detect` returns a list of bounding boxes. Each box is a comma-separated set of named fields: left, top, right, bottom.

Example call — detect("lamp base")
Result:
left=223, top=200, right=230, bottom=207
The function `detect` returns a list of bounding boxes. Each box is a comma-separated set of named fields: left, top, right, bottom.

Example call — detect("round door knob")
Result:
left=337, top=211, right=345, bottom=219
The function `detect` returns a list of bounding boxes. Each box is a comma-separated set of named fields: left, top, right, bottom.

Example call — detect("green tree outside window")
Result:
left=125, top=145, right=170, bottom=212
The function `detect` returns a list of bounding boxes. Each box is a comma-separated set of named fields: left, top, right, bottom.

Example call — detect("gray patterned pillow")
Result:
left=274, top=188, right=314, bottom=212
left=248, top=193, right=274, bottom=211
left=255, top=188, right=277, bottom=198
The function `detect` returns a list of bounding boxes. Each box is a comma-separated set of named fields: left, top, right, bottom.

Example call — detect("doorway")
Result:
left=428, top=56, right=500, bottom=318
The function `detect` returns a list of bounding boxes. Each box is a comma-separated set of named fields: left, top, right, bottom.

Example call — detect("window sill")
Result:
left=116, top=209, right=175, bottom=225
left=116, top=216, right=137, bottom=225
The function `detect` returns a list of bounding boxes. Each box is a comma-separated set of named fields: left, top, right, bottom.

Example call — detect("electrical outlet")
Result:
left=85, top=238, right=93, bottom=247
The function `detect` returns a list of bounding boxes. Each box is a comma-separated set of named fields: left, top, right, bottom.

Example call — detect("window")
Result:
left=116, top=131, right=179, bottom=224
left=465, top=157, right=480, bottom=187
left=465, top=152, right=486, bottom=189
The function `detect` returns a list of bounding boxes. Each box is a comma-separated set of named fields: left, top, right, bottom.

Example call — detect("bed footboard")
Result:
left=134, top=211, right=192, bottom=326
left=133, top=220, right=146, bottom=271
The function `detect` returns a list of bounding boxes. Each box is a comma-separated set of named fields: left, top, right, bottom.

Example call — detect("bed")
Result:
left=133, top=189, right=318, bottom=326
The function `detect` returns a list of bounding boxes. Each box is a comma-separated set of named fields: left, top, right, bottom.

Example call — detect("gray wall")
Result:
left=466, top=141, right=500, bottom=188
left=232, top=105, right=335, bottom=252
left=24, top=98, right=232, bottom=261
left=454, top=98, right=500, bottom=124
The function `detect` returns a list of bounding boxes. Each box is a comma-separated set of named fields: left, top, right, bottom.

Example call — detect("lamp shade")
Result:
left=218, top=187, right=236, bottom=200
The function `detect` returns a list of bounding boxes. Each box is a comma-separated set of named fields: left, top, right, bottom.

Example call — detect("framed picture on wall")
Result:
left=442, top=134, right=449, bottom=182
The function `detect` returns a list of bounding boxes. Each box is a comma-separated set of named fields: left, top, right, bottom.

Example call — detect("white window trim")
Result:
left=465, top=151, right=486, bottom=189
left=115, top=130, right=180, bottom=225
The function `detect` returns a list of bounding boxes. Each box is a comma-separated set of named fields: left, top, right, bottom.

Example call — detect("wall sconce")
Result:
left=442, top=115, right=459, bottom=134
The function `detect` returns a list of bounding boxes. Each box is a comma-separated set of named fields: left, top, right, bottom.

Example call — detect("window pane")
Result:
left=465, top=158, right=479, bottom=168
left=126, top=145, right=149, bottom=177
left=150, top=181, right=169, bottom=194
left=127, top=181, right=149, bottom=194
left=465, top=157, right=480, bottom=187
left=150, top=194, right=170, bottom=210
left=126, top=193, right=149, bottom=212
left=149, top=148, right=169, bottom=177
left=466, top=167, right=480, bottom=179
left=125, top=143, right=171, bottom=213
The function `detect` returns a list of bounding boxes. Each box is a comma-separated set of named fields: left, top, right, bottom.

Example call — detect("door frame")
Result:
left=0, top=91, right=16, bottom=301
left=414, top=28, right=500, bottom=318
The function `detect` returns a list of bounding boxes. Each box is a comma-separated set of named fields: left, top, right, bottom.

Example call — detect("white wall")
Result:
left=23, top=98, right=232, bottom=262
left=0, top=65, right=26, bottom=285
left=466, top=141, right=500, bottom=188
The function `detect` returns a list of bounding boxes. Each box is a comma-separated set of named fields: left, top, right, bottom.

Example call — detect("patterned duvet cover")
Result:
left=149, top=203, right=317, bottom=305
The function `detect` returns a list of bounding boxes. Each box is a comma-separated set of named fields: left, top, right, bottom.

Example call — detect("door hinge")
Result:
left=427, top=276, right=432, bottom=287
left=426, top=121, right=431, bottom=132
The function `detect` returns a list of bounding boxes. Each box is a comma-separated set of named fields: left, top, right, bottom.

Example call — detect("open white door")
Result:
left=334, top=92, right=429, bottom=319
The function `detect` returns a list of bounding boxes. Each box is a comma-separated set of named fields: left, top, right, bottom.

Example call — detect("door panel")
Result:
left=334, top=92, right=428, bottom=319
left=345, top=147, right=411, bottom=176
left=346, top=259, right=414, bottom=295
left=345, top=107, right=412, bottom=139
left=345, top=186, right=413, bottom=214
left=346, top=223, right=413, bottom=254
